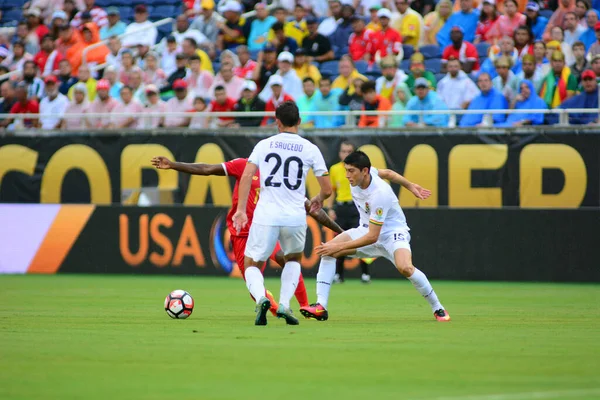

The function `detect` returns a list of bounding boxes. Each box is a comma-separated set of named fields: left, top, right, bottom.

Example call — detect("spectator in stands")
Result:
left=540, top=50, right=577, bottom=107
left=558, top=69, right=598, bottom=124
left=516, top=53, right=544, bottom=91
left=563, top=12, right=587, bottom=46
left=232, top=80, right=265, bottom=127
left=332, top=55, right=368, bottom=91
left=209, top=85, right=237, bottom=127
left=391, top=0, right=424, bottom=47
left=307, top=76, right=344, bottom=128
left=108, top=86, right=143, bottom=128
left=544, top=0, right=575, bottom=42
left=164, top=79, right=193, bottom=127
left=267, top=7, right=287, bottom=37
left=15, top=21, right=40, bottom=56
left=160, top=36, right=179, bottom=77
left=61, top=83, right=89, bottom=130
left=188, top=96, right=209, bottom=129
left=259, top=51, right=303, bottom=101
left=57, top=59, right=77, bottom=95
left=80, top=23, right=109, bottom=70
left=374, top=8, right=403, bottom=64
left=514, top=26, right=534, bottom=59
left=492, top=55, right=519, bottom=103
left=182, top=38, right=214, bottom=74
left=438, top=57, right=480, bottom=110
left=57, top=24, right=85, bottom=75
left=0, top=82, right=16, bottom=128
left=487, top=0, right=526, bottom=42
left=318, top=0, right=343, bottom=37
left=437, top=0, right=480, bottom=49
left=571, top=41, right=591, bottom=81
left=123, top=5, right=158, bottom=48
left=406, top=52, right=437, bottom=93
left=411, top=0, right=435, bottom=16
left=293, top=48, right=321, bottom=84
left=209, top=62, right=245, bottom=100
left=575, top=0, right=590, bottom=25
left=142, top=52, right=167, bottom=88
left=388, top=83, right=413, bottom=127
left=22, top=61, right=45, bottom=102
left=496, top=79, right=547, bottom=126
left=366, top=5, right=383, bottom=32
left=182, top=54, right=211, bottom=98
left=9, top=82, right=40, bottom=129
left=105, top=36, right=122, bottom=71
left=100, top=8, right=126, bottom=40
left=375, top=55, right=407, bottom=103
left=26, top=8, right=49, bottom=42
left=296, top=77, right=318, bottom=113
left=549, top=28, right=575, bottom=65
left=117, top=49, right=135, bottom=86
left=80, top=11, right=93, bottom=26
left=138, top=84, right=167, bottom=129
left=283, top=5, right=309, bottom=46
left=588, top=22, right=600, bottom=58
left=590, top=54, right=600, bottom=82
left=358, top=80, right=392, bottom=127
left=129, top=69, right=146, bottom=104
left=69, top=63, right=96, bottom=101
left=71, top=0, right=107, bottom=29
left=441, top=26, right=480, bottom=74
left=102, top=65, right=122, bottom=99
left=579, top=10, right=598, bottom=50
left=261, top=75, right=294, bottom=125
left=474, top=0, right=499, bottom=44
left=5, top=42, right=32, bottom=73
left=191, top=0, right=221, bottom=44
left=460, top=72, right=508, bottom=126
left=217, top=1, right=249, bottom=51
left=39, top=75, right=69, bottom=130
left=302, top=16, right=334, bottom=62
left=63, top=0, right=79, bottom=22
left=481, top=36, right=522, bottom=78
left=270, top=22, right=299, bottom=54
left=533, top=40, right=550, bottom=77
left=253, top=46, right=278, bottom=90
left=162, top=53, right=189, bottom=94
left=423, top=0, right=452, bottom=45
left=404, top=78, right=449, bottom=127
left=234, top=45, right=257, bottom=80
left=172, top=15, right=209, bottom=49
left=525, top=2, right=548, bottom=41
left=248, top=3, right=276, bottom=52
left=34, top=35, right=63, bottom=76
left=49, top=11, right=68, bottom=40
left=329, top=5, right=355, bottom=53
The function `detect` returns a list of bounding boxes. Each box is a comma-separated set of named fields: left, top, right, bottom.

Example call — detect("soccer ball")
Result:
left=164, top=290, right=194, bottom=319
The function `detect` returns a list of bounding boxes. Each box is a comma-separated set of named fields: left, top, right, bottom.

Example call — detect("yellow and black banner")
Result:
left=0, top=132, right=598, bottom=207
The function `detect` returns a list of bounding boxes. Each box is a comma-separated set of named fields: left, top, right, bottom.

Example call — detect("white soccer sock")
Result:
left=279, top=261, right=301, bottom=308
left=407, top=268, right=443, bottom=312
left=245, top=266, right=266, bottom=305
left=316, top=256, right=336, bottom=308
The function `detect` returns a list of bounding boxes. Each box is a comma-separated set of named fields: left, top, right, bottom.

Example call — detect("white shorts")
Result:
left=346, top=226, right=411, bottom=263
left=245, top=223, right=307, bottom=261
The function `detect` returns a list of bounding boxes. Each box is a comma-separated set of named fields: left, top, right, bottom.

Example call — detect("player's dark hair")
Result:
left=344, top=150, right=371, bottom=172
left=339, top=140, right=356, bottom=151
left=275, top=100, right=300, bottom=127
left=361, top=80, right=376, bottom=94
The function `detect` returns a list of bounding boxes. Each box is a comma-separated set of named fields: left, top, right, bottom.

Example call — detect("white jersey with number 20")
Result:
left=248, top=132, right=328, bottom=226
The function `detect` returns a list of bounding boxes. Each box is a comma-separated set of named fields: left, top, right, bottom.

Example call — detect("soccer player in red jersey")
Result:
left=151, top=156, right=342, bottom=315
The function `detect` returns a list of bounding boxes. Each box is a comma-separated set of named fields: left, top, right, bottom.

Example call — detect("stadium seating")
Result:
left=420, top=44, right=441, bottom=59
left=118, top=7, right=133, bottom=22
left=355, top=60, right=369, bottom=74
left=94, top=0, right=112, bottom=7
left=435, top=72, right=445, bottom=81
left=400, top=59, right=410, bottom=71
left=402, top=44, right=414, bottom=59
left=476, top=42, right=490, bottom=58
left=320, top=60, right=339, bottom=76
left=539, top=9, right=553, bottom=19
left=157, top=23, right=173, bottom=42
left=424, top=58, right=441, bottom=73
left=1, top=0, right=26, bottom=8
left=1, top=8, right=22, bottom=23
left=151, top=6, right=174, bottom=21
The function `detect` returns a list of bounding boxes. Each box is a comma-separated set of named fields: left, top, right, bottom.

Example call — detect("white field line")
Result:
left=423, top=388, right=600, bottom=400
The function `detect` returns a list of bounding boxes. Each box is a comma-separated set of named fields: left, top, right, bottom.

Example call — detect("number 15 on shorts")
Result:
left=393, top=233, right=406, bottom=242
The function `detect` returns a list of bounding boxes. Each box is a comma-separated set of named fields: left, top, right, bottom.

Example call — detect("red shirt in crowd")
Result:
left=261, top=94, right=294, bottom=126
left=376, top=27, right=403, bottom=59
left=234, top=60, right=257, bottom=80
left=442, top=41, right=480, bottom=71
left=33, top=50, right=64, bottom=74
left=223, top=158, right=261, bottom=237
left=348, top=29, right=378, bottom=61
left=10, top=100, right=40, bottom=128
left=210, top=97, right=237, bottom=123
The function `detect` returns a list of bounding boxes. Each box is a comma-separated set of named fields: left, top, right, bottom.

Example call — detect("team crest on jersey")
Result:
left=252, top=176, right=258, bottom=181
left=376, top=207, right=383, bottom=217
left=365, top=202, right=370, bottom=213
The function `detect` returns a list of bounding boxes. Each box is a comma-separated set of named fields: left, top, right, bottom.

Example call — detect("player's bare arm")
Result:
left=309, top=175, right=333, bottom=213
left=304, top=199, right=344, bottom=234
left=377, top=168, right=432, bottom=200
left=151, top=156, right=226, bottom=176
left=315, top=222, right=382, bottom=257
left=232, top=162, right=258, bottom=232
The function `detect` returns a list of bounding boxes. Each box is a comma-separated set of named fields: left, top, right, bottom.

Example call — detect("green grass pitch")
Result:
left=1, top=275, right=599, bottom=400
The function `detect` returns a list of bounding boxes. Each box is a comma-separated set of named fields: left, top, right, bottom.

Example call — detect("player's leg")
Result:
left=269, top=242, right=309, bottom=307
left=391, top=245, right=450, bottom=322
left=360, top=259, right=372, bottom=283
left=244, top=223, right=280, bottom=325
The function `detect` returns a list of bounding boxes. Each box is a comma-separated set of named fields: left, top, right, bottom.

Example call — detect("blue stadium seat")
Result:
left=212, top=62, right=220, bottom=72
left=424, top=58, right=441, bottom=73
left=402, top=44, right=414, bottom=59
left=0, top=19, right=18, bottom=27
left=2, top=8, right=22, bottom=23
left=150, top=5, right=173, bottom=20
left=131, top=0, right=146, bottom=5
left=365, top=71, right=381, bottom=80
left=2, top=0, right=26, bottom=8
left=476, top=42, right=490, bottom=58
left=108, top=0, right=131, bottom=6
left=420, top=44, right=441, bottom=59
left=435, top=72, right=445, bottom=82
left=250, top=49, right=260, bottom=60
left=539, top=9, right=553, bottom=19
left=156, top=0, right=180, bottom=5
left=354, top=60, right=368, bottom=74
left=118, top=7, right=133, bottom=21
left=157, top=22, right=173, bottom=37
left=369, top=63, right=381, bottom=75
left=333, top=45, right=348, bottom=60
left=320, top=60, right=339, bottom=76
left=400, top=59, right=410, bottom=72
left=94, top=0, right=111, bottom=7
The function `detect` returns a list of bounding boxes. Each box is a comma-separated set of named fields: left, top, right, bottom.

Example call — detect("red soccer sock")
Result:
left=294, top=273, right=309, bottom=307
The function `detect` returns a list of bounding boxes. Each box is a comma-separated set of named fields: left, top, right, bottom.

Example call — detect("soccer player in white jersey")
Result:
left=232, top=101, right=332, bottom=326
left=300, top=151, right=451, bottom=322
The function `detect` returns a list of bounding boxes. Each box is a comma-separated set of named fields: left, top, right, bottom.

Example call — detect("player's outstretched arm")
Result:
left=316, top=222, right=382, bottom=257
left=304, top=199, right=344, bottom=234
left=232, top=162, right=258, bottom=233
left=151, top=156, right=226, bottom=176
left=377, top=168, right=432, bottom=200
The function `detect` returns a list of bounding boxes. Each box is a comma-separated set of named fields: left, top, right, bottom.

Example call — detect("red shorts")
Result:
left=231, top=235, right=282, bottom=276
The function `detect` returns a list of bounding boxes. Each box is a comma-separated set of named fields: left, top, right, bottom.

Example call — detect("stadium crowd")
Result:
left=0, top=0, right=599, bottom=130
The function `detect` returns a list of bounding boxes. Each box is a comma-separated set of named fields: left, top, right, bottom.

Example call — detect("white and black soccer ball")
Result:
left=164, top=290, right=194, bottom=319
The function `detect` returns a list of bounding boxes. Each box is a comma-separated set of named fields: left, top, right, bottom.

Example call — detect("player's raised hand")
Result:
left=232, top=210, right=248, bottom=233
left=151, top=156, right=172, bottom=169
left=409, top=183, right=431, bottom=200
left=309, top=195, right=324, bottom=213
